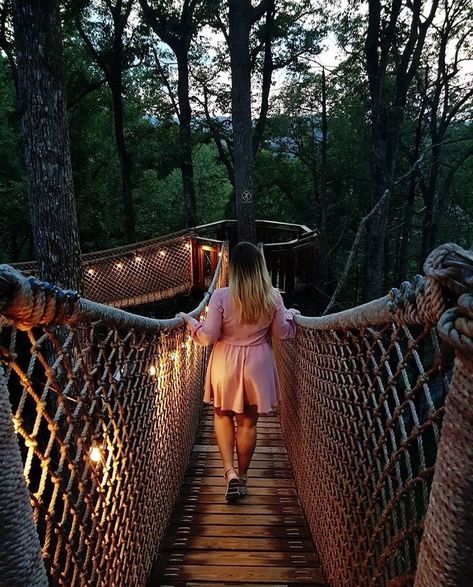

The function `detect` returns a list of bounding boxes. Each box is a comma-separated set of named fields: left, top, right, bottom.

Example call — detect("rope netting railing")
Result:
left=0, top=242, right=228, bottom=586
left=274, top=243, right=473, bottom=587
left=13, top=230, right=194, bottom=308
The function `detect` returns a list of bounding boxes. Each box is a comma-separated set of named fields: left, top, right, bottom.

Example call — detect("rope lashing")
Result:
left=424, top=242, right=473, bottom=296
left=388, top=274, right=445, bottom=325
left=0, top=265, right=80, bottom=330
left=423, top=244, right=473, bottom=352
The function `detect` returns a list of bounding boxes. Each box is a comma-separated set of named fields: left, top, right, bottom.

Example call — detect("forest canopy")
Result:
left=0, top=0, right=472, bottom=308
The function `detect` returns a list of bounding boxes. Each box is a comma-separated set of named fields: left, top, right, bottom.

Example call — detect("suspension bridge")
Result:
left=0, top=221, right=472, bottom=586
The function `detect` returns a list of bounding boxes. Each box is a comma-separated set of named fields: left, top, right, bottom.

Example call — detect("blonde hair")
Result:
left=228, top=242, right=278, bottom=324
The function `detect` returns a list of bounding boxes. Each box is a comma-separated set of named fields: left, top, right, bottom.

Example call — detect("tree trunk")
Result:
left=363, top=111, right=391, bottom=301
left=176, top=50, right=197, bottom=227
left=110, top=71, right=136, bottom=242
left=318, top=68, right=328, bottom=286
left=397, top=96, right=426, bottom=282
left=229, top=0, right=256, bottom=244
left=419, top=141, right=441, bottom=270
left=12, top=0, right=83, bottom=292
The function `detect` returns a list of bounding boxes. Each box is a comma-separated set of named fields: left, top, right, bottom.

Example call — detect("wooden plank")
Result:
left=161, top=535, right=315, bottom=552
left=192, top=445, right=287, bottom=454
left=155, top=583, right=303, bottom=587
left=156, top=563, right=324, bottom=584
left=189, top=453, right=289, bottom=463
left=166, top=525, right=310, bottom=539
left=173, top=503, right=304, bottom=515
left=168, top=513, right=307, bottom=527
left=186, top=467, right=293, bottom=478
left=178, top=485, right=298, bottom=497
left=157, top=550, right=320, bottom=566
left=175, top=493, right=300, bottom=505
left=181, top=477, right=295, bottom=488
left=195, top=439, right=286, bottom=447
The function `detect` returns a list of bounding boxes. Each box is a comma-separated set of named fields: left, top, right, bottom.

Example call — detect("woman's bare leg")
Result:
left=214, top=408, right=237, bottom=477
left=235, top=405, right=259, bottom=477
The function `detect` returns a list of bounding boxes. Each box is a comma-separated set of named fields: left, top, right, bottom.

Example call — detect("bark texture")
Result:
left=12, top=0, right=83, bottom=292
left=229, top=0, right=257, bottom=243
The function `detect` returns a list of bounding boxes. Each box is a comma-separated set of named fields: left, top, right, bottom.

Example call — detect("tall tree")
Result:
left=139, top=0, right=205, bottom=228
left=362, top=0, right=439, bottom=300
left=12, top=0, right=83, bottom=291
left=74, top=0, right=137, bottom=242
left=207, top=0, right=320, bottom=242
left=228, top=0, right=269, bottom=242
left=416, top=0, right=473, bottom=267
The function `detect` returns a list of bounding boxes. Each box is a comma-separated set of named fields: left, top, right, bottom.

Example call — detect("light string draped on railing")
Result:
left=13, top=230, right=194, bottom=308
left=274, top=243, right=473, bottom=587
left=0, top=242, right=228, bottom=587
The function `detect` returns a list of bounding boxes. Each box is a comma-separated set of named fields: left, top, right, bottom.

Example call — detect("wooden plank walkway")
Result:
left=150, top=406, right=326, bottom=586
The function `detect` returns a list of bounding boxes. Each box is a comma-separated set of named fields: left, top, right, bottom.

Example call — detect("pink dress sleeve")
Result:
left=271, top=292, right=297, bottom=340
left=187, top=289, right=223, bottom=346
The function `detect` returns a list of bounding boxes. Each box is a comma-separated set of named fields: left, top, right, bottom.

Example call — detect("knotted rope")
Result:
left=415, top=244, right=473, bottom=587
left=0, top=365, right=48, bottom=586
left=0, top=265, right=80, bottom=330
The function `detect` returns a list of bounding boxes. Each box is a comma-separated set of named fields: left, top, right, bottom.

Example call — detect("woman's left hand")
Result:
left=177, top=311, right=190, bottom=323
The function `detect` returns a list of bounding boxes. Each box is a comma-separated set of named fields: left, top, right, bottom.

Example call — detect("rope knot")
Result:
left=424, top=243, right=473, bottom=295
left=422, top=245, right=473, bottom=353
left=0, top=265, right=80, bottom=330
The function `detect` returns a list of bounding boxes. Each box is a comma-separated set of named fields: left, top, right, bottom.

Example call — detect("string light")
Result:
left=89, top=444, right=103, bottom=463
left=149, top=365, right=157, bottom=376
left=159, top=250, right=166, bottom=257
left=116, top=262, right=123, bottom=270
left=185, top=243, right=191, bottom=250
left=87, top=268, right=95, bottom=275
left=134, top=255, right=142, bottom=263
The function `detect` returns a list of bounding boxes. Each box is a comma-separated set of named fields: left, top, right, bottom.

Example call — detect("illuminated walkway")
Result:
left=150, top=405, right=326, bottom=585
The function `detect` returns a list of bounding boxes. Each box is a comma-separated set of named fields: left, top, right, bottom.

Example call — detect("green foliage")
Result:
left=2, top=0, right=472, bottom=311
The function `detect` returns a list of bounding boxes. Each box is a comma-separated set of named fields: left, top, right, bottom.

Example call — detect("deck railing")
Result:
left=193, top=219, right=317, bottom=291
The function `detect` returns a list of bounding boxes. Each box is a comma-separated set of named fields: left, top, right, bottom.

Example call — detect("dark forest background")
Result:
left=0, top=0, right=472, bottom=311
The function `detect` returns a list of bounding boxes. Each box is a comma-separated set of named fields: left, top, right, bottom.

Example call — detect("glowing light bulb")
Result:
left=185, top=243, right=191, bottom=250
left=116, top=262, right=123, bottom=270
left=87, top=268, right=95, bottom=275
left=89, top=445, right=102, bottom=463
left=135, top=255, right=142, bottom=262
left=159, top=250, right=166, bottom=257
left=218, top=252, right=222, bottom=257
left=149, top=365, right=157, bottom=376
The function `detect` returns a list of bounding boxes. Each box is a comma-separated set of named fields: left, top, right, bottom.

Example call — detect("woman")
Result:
left=178, top=242, right=298, bottom=501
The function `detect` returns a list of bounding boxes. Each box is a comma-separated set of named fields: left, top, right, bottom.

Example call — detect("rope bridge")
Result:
left=0, top=236, right=472, bottom=586
left=13, top=230, right=197, bottom=308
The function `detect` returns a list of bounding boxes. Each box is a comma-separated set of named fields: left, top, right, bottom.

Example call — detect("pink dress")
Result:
left=187, top=287, right=297, bottom=414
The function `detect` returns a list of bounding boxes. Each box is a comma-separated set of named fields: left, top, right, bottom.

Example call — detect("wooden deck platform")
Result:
left=150, top=406, right=326, bottom=586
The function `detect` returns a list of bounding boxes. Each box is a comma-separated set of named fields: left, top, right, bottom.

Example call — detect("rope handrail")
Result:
left=275, top=242, right=473, bottom=586
left=0, top=243, right=228, bottom=586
